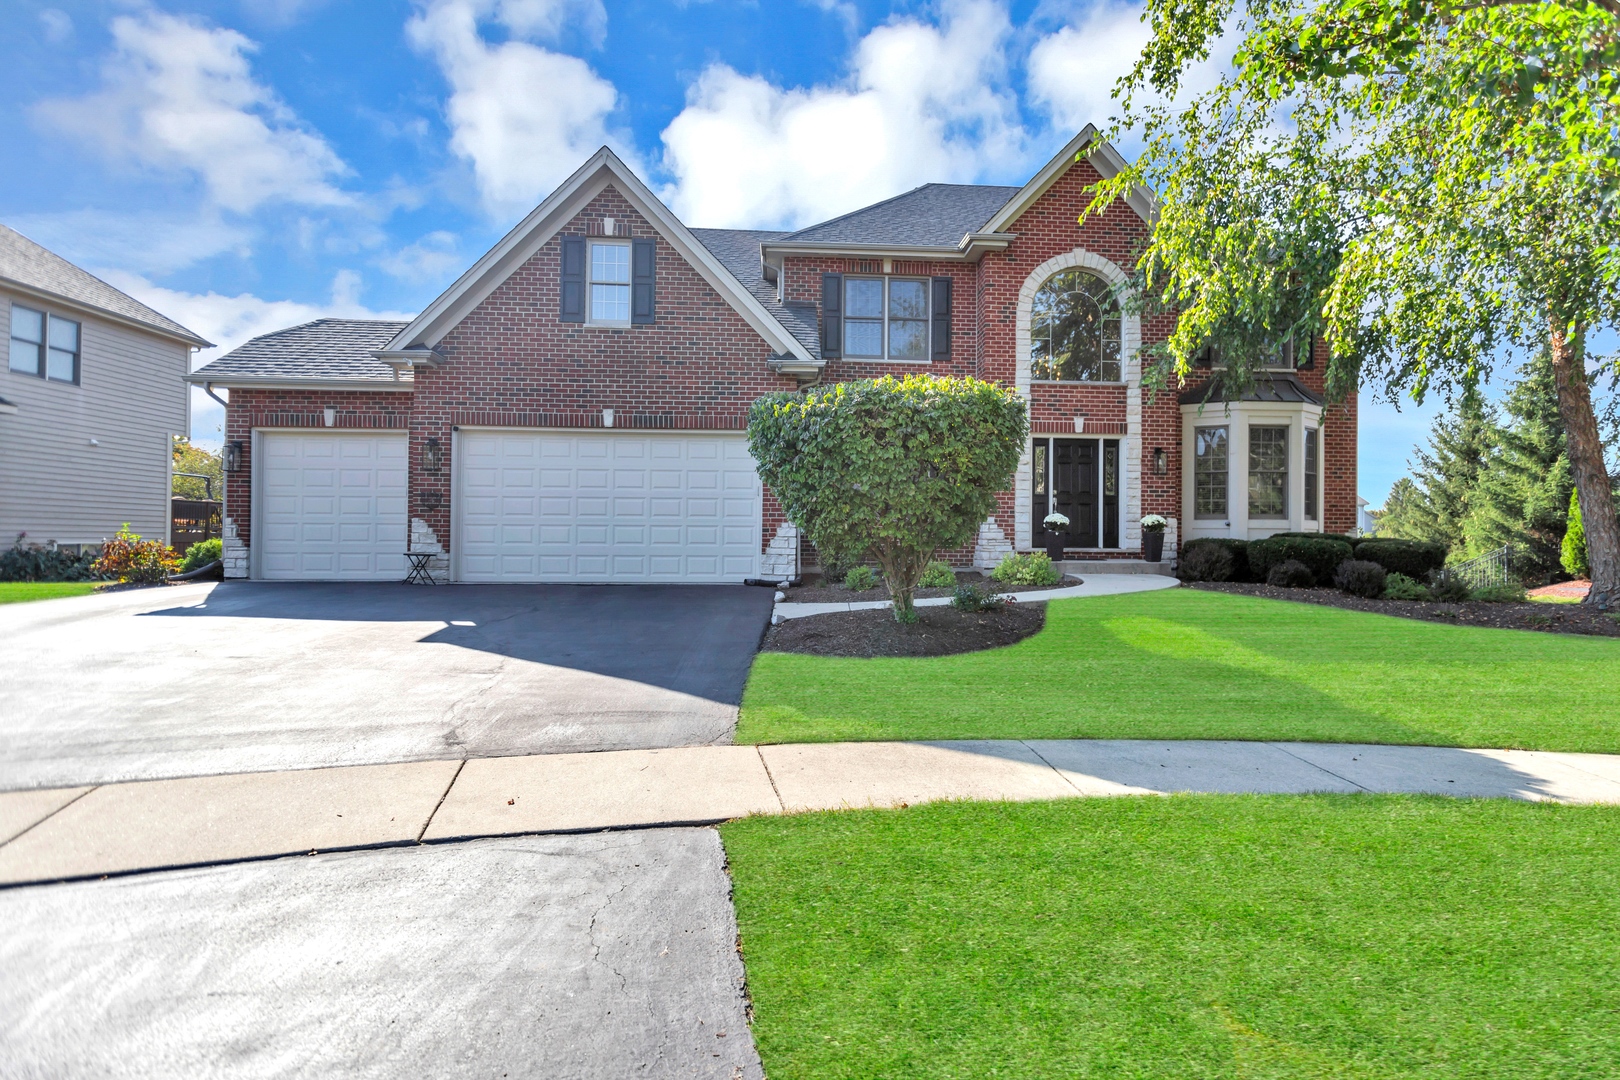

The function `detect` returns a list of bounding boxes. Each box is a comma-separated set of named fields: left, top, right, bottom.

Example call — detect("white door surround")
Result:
left=452, top=429, right=762, bottom=583
left=252, top=431, right=409, bottom=581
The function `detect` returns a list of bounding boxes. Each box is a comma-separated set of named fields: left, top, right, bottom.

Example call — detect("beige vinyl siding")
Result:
left=0, top=287, right=190, bottom=547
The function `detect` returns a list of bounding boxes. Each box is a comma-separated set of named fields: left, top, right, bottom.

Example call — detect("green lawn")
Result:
left=741, top=588, right=1620, bottom=753
left=0, top=582, right=101, bottom=604
left=724, top=795, right=1620, bottom=1079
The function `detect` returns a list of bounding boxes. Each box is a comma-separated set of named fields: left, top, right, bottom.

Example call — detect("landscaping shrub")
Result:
left=919, top=560, right=957, bottom=588
left=1383, top=572, right=1431, bottom=600
left=0, top=534, right=102, bottom=583
left=1272, top=531, right=1358, bottom=544
left=817, top=549, right=860, bottom=585
left=1354, top=538, right=1449, bottom=579
left=1180, top=537, right=1251, bottom=581
left=950, top=582, right=1008, bottom=612
left=1470, top=583, right=1529, bottom=603
left=1428, top=573, right=1473, bottom=602
left=990, top=552, right=1062, bottom=587
left=1334, top=559, right=1388, bottom=599
left=181, top=537, right=223, bottom=573
left=1177, top=542, right=1235, bottom=582
left=843, top=565, right=877, bottom=591
left=748, top=374, right=1026, bottom=622
left=1248, top=535, right=1354, bottom=582
left=1266, top=559, right=1316, bottom=588
left=92, top=525, right=178, bottom=584
left=1561, top=488, right=1588, bottom=578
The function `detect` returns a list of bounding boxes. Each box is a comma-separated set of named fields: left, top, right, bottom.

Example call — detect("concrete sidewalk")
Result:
left=4, top=739, right=1620, bottom=887
left=772, top=572, right=1177, bottom=619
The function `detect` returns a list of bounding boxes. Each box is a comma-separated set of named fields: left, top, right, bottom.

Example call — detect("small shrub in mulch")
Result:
left=1267, top=559, right=1316, bottom=588
left=1334, top=559, right=1387, bottom=599
left=763, top=602, right=1046, bottom=658
left=1187, top=581, right=1620, bottom=637
left=1383, top=572, right=1430, bottom=601
left=1178, top=542, right=1236, bottom=582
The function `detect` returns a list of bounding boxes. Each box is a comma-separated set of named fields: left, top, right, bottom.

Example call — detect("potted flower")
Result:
left=1140, top=514, right=1168, bottom=562
left=1042, top=512, right=1070, bottom=562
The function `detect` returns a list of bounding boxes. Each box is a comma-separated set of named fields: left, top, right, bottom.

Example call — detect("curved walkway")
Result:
left=4, top=738, right=1618, bottom=888
left=772, top=572, right=1178, bottom=620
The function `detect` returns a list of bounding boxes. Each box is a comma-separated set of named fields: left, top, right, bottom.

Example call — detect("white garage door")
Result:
left=455, top=431, right=761, bottom=583
left=258, top=433, right=409, bottom=580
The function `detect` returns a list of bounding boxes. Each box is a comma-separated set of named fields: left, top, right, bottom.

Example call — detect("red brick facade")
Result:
left=220, top=151, right=1357, bottom=576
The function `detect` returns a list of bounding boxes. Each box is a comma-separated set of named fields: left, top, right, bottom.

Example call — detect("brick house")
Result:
left=188, top=128, right=1356, bottom=583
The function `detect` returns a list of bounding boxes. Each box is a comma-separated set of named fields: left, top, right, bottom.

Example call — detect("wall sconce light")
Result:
left=224, top=441, right=244, bottom=473
left=424, top=437, right=443, bottom=473
left=1153, top=447, right=1168, bottom=475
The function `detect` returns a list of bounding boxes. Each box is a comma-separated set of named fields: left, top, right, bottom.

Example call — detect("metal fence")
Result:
left=1437, top=545, right=1515, bottom=590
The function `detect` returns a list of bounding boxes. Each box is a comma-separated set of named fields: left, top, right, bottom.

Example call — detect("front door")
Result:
left=1032, top=438, right=1120, bottom=550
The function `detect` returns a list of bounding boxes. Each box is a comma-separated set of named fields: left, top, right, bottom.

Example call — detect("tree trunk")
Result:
left=873, top=544, right=924, bottom=623
left=1548, top=320, right=1619, bottom=608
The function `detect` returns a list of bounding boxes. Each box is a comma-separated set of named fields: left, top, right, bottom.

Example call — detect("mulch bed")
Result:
left=762, top=601, right=1047, bottom=658
left=785, top=571, right=1079, bottom=605
left=1188, top=581, right=1620, bottom=638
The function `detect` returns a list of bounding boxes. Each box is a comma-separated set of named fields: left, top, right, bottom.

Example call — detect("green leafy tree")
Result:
left=1094, top=0, right=1620, bottom=606
left=748, top=376, right=1027, bottom=621
left=172, top=437, right=223, bottom=502
left=1376, top=386, right=1494, bottom=550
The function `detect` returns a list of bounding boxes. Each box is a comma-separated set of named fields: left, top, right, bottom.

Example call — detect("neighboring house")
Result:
left=1, top=225, right=210, bottom=552
left=188, top=128, right=1357, bottom=583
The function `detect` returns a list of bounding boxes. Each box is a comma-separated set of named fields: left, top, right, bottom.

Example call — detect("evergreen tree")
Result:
left=1462, top=354, right=1572, bottom=583
left=1563, top=488, right=1589, bottom=579
left=1377, top=386, right=1495, bottom=552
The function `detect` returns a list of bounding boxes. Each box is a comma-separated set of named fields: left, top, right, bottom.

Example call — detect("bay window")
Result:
left=1248, top=426, right=1289, bottom=519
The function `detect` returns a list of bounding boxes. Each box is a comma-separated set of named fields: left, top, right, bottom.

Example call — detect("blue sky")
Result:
left=0, top=0, right=1536, bottom=503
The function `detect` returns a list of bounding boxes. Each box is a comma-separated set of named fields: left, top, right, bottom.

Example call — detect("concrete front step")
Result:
left=1056, top=558, right=1176, bottom=576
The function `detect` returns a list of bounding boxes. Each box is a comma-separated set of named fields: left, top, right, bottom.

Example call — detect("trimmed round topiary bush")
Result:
left=1178, top=542, right=1235, bottom=582
left=1334, top=558, right=1387, bottom=598
left=1267, top=558, right=1316, bottom=588
left=1180, top=537, right=1251, bottom=581
left=1353, top=539, right=1448, bottom=580
left=1249, top=535, right=1354, bottom=583
left=1382, top=572, right=1431, bottom=600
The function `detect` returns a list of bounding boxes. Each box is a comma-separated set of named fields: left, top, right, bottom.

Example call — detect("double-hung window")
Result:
left=1249, top=426, right=1289, bottom=518
left=10, top=304, right=79, bottom=384
left=843, top=277, right=929, bottom=361
left=1304, top=427, right=1319, bottom=519
left=589, top=242, right=631, bottom=323
left=1194, top=426, right=1228, bottom=519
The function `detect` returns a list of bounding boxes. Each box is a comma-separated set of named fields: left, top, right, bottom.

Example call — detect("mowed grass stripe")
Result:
left=741, top=588, right=1620, bottom=753
left=724, top=795, right=1620, bottom=1080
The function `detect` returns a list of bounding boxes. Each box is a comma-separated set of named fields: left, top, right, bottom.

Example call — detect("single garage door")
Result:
left=455, top=431, right=761, bottom=583
left=258, top=432, right=409, bottom=580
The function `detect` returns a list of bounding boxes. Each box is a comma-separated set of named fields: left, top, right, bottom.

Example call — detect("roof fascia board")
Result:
left=978, top=126, right=1157, bottom=234
left=182, top=375, right=415, bottom=392
left=0, top=275, right=212, bottom=348
left=384, top=148, right=814, bottom=363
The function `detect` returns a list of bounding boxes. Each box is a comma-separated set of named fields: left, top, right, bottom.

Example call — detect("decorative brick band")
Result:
left=250, top=411, right=408, bottom=429
left=449, top=410, right=747, bottom=431
left=1031, top=419, right=1129, bottom=435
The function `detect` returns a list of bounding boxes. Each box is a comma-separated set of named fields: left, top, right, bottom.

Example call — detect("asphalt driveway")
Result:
left=0, top=581, right=775, bottom=791
left=0, top=829, right=763, bottom=1079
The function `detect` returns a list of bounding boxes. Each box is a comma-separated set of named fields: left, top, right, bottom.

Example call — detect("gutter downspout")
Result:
left=203, top=382, right=230, bottom=411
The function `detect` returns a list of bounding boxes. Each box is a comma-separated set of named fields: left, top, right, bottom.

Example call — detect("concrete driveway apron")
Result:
left=0, top=582, right=774, bottom=791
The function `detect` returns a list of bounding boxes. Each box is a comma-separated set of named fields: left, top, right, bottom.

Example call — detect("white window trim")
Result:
left=1192, top=424, right=1230, bottom=521
left=841, top=275, right=932, bottom=363
left=1179, top=399, right=1323, bottom=541
left=586, top=239, right=632, bottom=328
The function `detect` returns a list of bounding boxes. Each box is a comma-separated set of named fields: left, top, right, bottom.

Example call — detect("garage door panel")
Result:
left=259, top=433, right=408, bottom=581
left=456, top=432, right=761, bottom=583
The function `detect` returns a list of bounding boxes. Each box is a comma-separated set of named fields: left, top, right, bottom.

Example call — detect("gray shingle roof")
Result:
left=690, top=228, right=822, bottom=360
left=191, top=319, right=412, bottom=382
left=0, top=224, right=209, bottom=345
left=1178, top=372, right=1323, bottom=406
left=780, top=184, right=1021, bottom=248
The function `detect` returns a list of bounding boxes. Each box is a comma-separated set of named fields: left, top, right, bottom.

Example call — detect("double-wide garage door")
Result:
left=258, top=433, right=409, bottom=580
left=455, top=431, right=761, bottom=583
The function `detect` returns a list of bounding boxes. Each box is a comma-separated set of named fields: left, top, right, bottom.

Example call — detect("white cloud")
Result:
left=659, top=0, right=1026, bottom=229
left=39, top=8, right=73, bottom=43
left=34, top=10, right=350, bottom=214
left=101, top=269, right=417, bottom=448
left=378, top=230, right=463, bottom=284
left=1026, top=4, right=1151, bottom=135
left=408, top=0, right=625, bottom=218
left=6, top=210, right=254, bottom=277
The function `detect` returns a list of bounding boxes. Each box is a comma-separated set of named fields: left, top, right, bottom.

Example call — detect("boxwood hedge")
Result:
left=1247, top=535, right=1355, bottom=583
left=1180, top=538, right=1251, bottom=581
left=1352, top=539, right=1448, bottom=580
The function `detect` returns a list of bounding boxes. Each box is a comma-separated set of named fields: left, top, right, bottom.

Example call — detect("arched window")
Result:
left=1030, top=270, right=1122, bottom=382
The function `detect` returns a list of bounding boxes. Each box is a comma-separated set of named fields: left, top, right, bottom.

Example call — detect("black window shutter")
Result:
left=631, top=238, right=656, bottom=325
left=821, top=273, right=843, bottom=357
left=560, top=236, right=585, bottom=323
left=931, top=276, right=952, bottom=360
left=1295, top=334, right=1316, bottom=370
